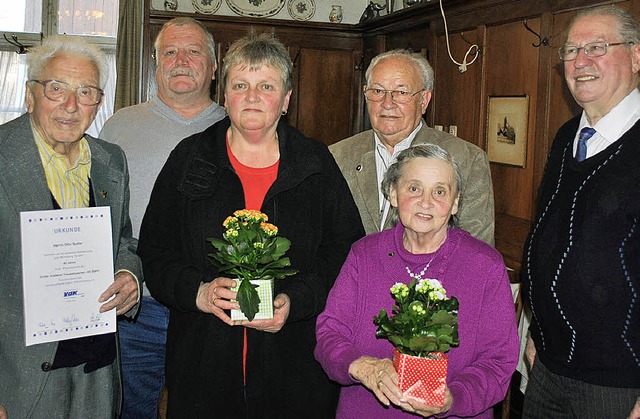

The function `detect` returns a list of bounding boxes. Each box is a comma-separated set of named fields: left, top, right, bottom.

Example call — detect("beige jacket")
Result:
left=330, top=122, right=495, bottom=245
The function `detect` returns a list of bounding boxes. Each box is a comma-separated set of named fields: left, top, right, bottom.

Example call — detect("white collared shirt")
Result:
left=574, top=88, right=640, bottom=159
left=375, top=122, right=422, bottom=230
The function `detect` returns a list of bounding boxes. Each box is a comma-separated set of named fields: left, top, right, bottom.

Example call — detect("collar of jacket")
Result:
left=178, top=117, right=324, bottom=200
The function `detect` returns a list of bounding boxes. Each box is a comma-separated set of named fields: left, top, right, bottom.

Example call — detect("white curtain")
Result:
left=0, top=51, right=28, bottom=125
left=88, top=51, right=117, bottom=137
left=0, top=50, right=117, bottom=137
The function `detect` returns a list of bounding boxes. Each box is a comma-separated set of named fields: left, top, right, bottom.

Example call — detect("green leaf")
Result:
left=271, top=237, right=291, bottom=259
left=236, top=279, right=260, bottom=321
left=207, top=238, right=229, bottom=251
left=430, top=310, right=457, bottom=325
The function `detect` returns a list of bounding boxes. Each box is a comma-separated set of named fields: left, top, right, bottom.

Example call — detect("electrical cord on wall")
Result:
left=439, top=0, right=480, bottom=73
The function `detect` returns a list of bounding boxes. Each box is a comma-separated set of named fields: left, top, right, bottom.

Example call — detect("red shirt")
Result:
left=227, top=138, right=279, bottom=384
left=227, top=140, right=278, bottom=210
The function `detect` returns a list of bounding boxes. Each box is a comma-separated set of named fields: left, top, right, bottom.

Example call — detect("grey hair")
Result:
left=365, top=49, right=434, bottom=91
left=154, top=17, right=217, bottom=65
left=26, top=35, right=108, bottom=88
left=222, top=30, right=293, bottom=92
left=382, top=144, right=462, bottom=227
left=570, top=5, right=640, bottom=45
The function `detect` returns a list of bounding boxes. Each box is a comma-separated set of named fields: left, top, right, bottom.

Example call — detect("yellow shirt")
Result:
left=33, top=129, right=92, bottom=209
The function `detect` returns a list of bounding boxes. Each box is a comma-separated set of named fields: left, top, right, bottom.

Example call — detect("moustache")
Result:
left=169, top=69, right=196, bottom=77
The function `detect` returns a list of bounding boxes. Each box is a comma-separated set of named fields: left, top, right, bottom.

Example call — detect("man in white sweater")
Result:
left=100, top=17, right=226, bottom=418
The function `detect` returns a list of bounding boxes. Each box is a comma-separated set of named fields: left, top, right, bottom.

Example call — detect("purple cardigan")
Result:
left=315, top=225, right=519, bottom=418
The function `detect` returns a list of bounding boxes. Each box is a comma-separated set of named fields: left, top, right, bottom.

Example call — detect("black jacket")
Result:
left=139, top=117, right=364, bottom=418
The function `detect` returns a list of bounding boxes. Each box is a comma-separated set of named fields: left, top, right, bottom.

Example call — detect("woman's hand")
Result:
left=349, top=356, right=453, bottom=416
left=348, top=356, right=408, bottom=409
left=239, top=293, right=290, bottom=333
left=0, top=403, right=7, bottom=419
left=196, top=277, right=239, bottom=325
left=403, top=387, right=453, bottom=417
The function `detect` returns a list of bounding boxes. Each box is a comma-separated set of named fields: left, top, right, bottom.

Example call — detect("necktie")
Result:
left=576, top=127, right=596, bottom=162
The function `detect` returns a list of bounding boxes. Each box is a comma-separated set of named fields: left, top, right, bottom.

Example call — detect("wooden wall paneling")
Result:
left=485, top=19, right=540, bottom=220
left=383, top=23, right=431, bottom=53
left=629, top=0, right=640, bottom=18
left=286, top=45, right=300, bottom=129
left=432, top=27, right=483, bottom=148
left=484, top=18, right=542, bottom=270
left=294, top=48, right=358, bottom=145
left=351, top=49, right=366, bottom=135
left=529, top=11, right=556, bottom=221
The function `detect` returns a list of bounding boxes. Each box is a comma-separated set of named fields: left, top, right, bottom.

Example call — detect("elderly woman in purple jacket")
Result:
left=315, top=144, right=519, bottom=418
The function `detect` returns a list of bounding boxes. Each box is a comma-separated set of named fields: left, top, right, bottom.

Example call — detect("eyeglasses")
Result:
left=558, top=41, right=634, bottom=61
left=364, top=88, right=425, bottom=104
left=30, top=80, right=104, bottom=106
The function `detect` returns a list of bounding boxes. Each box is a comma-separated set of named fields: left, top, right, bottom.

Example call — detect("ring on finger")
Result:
left=378, top=369, right=384, bottom=378
left=212, top=286, right=218, bottom=296
left=212, top=296, right=220, bottom=305
left=377, top=381, right=383, bottom=389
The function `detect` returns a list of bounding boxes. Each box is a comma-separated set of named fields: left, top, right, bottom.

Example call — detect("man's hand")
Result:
left=525, top=335, right=536, bottom=370
left=98, top=271, right=138, bottom=315
left=0, top=403, right=8, bottom=419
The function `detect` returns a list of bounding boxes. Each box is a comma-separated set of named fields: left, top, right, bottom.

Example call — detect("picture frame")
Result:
left=486, top=95, right=529, bottom=167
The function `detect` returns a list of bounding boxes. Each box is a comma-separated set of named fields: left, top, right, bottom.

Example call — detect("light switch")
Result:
left=449, top=125, right=458, bottom=136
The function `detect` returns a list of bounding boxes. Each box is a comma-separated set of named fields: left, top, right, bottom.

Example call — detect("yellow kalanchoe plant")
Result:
left=207, top=209, right=297, bottom=321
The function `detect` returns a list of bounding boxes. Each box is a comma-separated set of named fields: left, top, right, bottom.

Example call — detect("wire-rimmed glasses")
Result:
left=364, top=88, right=425, bottom=104
left=558, top=41, right=634, bottom=61
left=30, top=80, right=104, bottom=106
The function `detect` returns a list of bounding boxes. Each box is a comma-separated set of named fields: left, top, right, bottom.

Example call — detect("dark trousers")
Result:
left=523, top=357, right=639, bottom=418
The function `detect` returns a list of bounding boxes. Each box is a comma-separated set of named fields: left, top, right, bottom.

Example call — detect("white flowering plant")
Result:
left=207, top=209, right=297, bottom=321
left=374, top=278, right=460, bottom=357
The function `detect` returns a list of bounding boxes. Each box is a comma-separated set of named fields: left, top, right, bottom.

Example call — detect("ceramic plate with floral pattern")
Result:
left=226, top=0, right=285, bottom=17
left=287, top=0, right=315, bottom=21
left=192, top=0, right=222, bottom=14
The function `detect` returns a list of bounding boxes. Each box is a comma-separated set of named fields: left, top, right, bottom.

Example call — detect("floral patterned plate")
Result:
left=287, top=0, right=315, bottom=21
left=226, top=0, right=285, bottom=17
left=192, top=0, right=222, bottom=14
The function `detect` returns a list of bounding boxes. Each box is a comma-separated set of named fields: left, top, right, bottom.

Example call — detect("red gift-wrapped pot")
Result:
left=392, top=348, right=448, bottom=407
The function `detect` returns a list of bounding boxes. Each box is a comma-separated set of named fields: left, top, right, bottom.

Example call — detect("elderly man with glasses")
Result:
left=0, top=35, right=141, bottom=418
left=521, top=5, right=640, bottom=417
left=330, top=49, right=494, bottom=244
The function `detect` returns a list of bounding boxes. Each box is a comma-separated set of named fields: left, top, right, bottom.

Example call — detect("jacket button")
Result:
left=41, top=362, right=52, bottom=372
left=356, top=165, right=362, bottom=171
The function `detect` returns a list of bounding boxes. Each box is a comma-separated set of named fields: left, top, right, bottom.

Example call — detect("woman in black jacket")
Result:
left=138, top=31, right=364, bottom=418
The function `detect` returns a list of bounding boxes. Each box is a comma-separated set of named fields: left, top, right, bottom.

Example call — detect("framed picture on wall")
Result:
left=486, top=95, right=529, bottom=167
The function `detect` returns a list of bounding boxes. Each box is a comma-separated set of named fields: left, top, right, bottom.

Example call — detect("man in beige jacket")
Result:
left=330, top=49, right=494, bottom=244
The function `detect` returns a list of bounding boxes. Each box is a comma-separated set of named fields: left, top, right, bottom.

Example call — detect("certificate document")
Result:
left=20, top=207, right=116, bottom=346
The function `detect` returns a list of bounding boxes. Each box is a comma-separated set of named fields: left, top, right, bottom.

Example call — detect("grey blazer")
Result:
left=0, top=114, right=142, bottom=417
left=330, top=122, right=495, bottom=245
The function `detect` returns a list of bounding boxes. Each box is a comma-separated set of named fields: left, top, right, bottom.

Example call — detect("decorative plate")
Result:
left=287, top=0, right=315, bottom=21
left=226, top=0, right=285, bottom=18
left=192, top=0, right=222, bottom=14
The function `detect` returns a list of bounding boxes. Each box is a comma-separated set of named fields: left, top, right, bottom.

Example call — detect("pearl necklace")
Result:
left=405, top=253, right=438, bottom=281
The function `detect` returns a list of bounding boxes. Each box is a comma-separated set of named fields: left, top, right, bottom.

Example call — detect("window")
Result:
left=0, top=0, right=118, bottom=136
